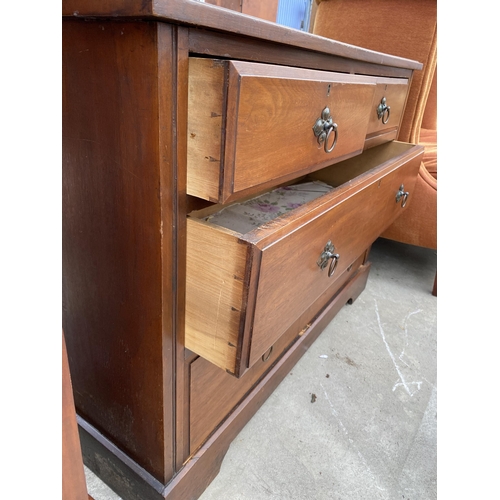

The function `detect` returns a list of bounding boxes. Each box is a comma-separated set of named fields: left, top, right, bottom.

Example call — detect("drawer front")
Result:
left=365, top=77, right=409, bottom=141
left=185, top=142, right=424, bottom=376
left=188, top=58, right=376, bottom=203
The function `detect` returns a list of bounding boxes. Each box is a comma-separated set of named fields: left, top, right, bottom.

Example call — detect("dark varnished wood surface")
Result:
left=79, top=417, right=166, bottom=500
left=171, top=26, right=192, bottom=471
left=62, top=20, right=174, bottom=482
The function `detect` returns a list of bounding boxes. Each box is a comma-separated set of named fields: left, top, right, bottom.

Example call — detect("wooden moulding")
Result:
left=185, top=141, right=424, bottom=377
left=187, top=57, right=377, bottom=204
left=187, top=28, right=415, bottom=82
left=80, top=261, right=372, bottom=500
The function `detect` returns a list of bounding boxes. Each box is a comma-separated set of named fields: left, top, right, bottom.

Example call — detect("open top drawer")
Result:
left=187, top=57, right=379, bottom=204
left=185, top=141, right=424, bottom=377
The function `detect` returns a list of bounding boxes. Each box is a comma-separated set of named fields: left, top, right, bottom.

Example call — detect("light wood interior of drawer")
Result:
left=306, top=141, right=417, bottom=188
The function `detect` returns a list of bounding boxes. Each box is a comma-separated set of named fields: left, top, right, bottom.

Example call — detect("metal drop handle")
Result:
left=377, top=97, right=391, bottom=124
left=317, top=240, right=340, bottom=278
left=396, top=184, right=409, bottom=207
left=262, top=346, right=273, bottom=362
left=313, top=107, right=338, bottom=153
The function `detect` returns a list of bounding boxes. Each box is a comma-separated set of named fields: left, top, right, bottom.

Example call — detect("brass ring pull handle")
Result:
left=324, top=124, right=338, bottom=153
left=396, top=184, right=409, bottom=208
left=401, top=192, right=409, bottom=207
left=317, top=240, right=340, bottom=278
left=313, top=107, right=338, bottom=153
left=328, top=254, right=340, bottom=277
left=262, top=346, right=273, bottom=362
left=377, top=97, right=391, bottom=124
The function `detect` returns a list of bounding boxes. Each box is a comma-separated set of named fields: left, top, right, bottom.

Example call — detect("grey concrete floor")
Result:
left=85, top=237, right=437, bottom=500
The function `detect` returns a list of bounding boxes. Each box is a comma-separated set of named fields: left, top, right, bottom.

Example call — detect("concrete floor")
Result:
left=85, top=237, right=437, bottom=500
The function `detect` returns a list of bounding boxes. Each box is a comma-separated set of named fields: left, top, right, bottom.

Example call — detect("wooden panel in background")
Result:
left=202, top=0, right=242, bottom=12
left=189, top=0, right=279, bottom=22
left=242, top=0, right=279, bottom=22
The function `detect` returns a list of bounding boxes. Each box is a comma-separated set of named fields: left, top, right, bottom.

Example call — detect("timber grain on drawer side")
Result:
left=185, top=142, right=424, bottom=378
left=185, top=221, right=253, bottom=375
left=187, top=57, right=377, bottom=204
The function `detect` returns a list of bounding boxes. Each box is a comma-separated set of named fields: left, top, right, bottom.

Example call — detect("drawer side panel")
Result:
left=185, top=218, right=249, bottom=373
left=187, top=58, right=226, bottom=202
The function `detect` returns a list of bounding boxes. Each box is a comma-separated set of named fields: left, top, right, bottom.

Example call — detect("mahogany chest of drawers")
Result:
left=62, top=2, right=423, bottom=498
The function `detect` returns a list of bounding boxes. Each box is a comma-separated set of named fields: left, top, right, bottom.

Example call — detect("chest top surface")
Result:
left=62, top=0, right=421, bottom=72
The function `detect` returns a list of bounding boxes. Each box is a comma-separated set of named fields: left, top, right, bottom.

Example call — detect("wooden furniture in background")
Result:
left=62, top=1, right=423, bottom=498
left=202, top=0, right=279, bottom=22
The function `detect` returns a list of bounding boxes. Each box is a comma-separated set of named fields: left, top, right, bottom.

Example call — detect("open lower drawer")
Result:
left=185, top=141, right=424, bottom=377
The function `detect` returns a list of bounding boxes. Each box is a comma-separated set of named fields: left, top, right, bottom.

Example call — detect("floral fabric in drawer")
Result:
left=204, top=181, right=333, bottom=234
